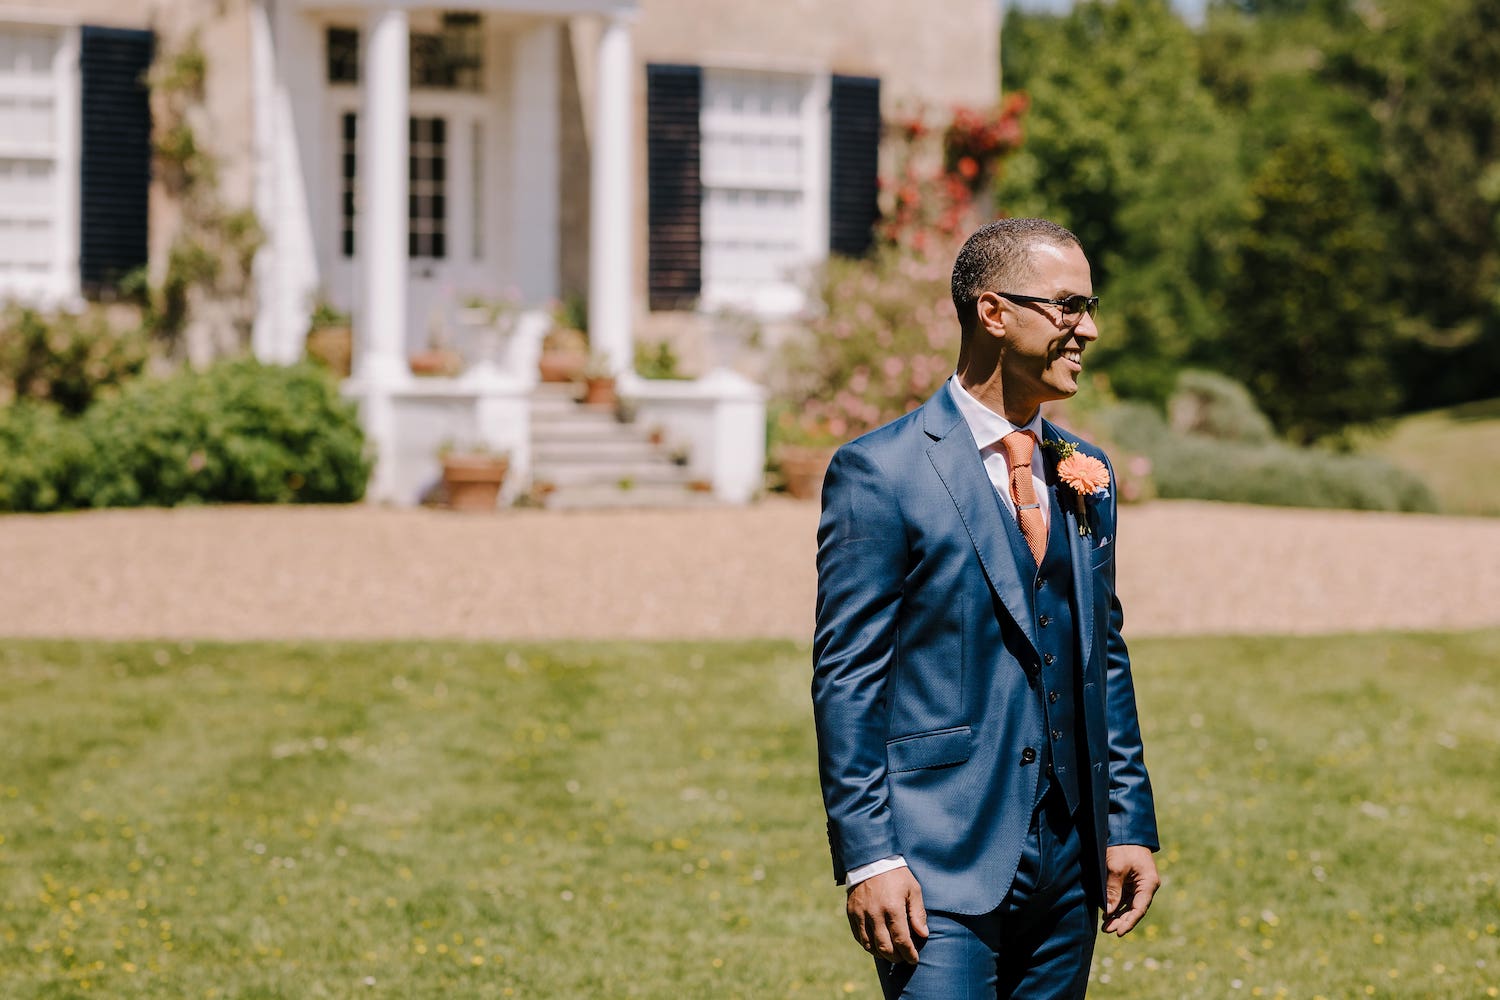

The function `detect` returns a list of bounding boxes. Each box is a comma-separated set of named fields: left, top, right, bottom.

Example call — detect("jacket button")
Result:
left=1043, top=653, right=1056, bottom=665
left=1049, top=691, right=1059, bottom=704
left=1039, top=615, right=1052, bottom=627
left=1020, top=747, right=1037, bottom=765
left=1051, top=730, right=1062, bottom=741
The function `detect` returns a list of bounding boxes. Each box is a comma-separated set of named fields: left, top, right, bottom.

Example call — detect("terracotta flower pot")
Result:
left=409, top=348, right=464, bottom=377
left=538, top=350, right=587, bottom=383
left=305, top=325, right=353, bottom=377
left=778, top=445, right=838, bottom=500
left=582, top=376, right=617, bottom=407
left=441, top=454, right=509, bottom=512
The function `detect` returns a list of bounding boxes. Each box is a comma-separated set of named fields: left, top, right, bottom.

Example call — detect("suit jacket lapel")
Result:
left=1042, top=418, right=1096, bottom=678
left=925, top=391, right=1040, bottom=658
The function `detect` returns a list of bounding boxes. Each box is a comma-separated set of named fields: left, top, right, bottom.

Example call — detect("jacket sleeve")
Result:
left=812, top=441, right=909, bottom=881
left=1098, top=452, right=1160, bottom=850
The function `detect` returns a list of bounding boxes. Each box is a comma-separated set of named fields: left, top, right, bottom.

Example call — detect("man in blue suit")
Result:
left=813, top=218, right=1160, bottom=998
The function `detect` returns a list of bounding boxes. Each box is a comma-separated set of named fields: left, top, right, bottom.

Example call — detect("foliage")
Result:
left=551, top=292, right=589, bottom=334
left=1383, top=0, right=1500, bottom=409
left=999, top=0, right=1246, bottom=404
left=0, top=360, right=369, bottom=511
left=1088, top=396, right=1435, bottom=512
left=776, top=249, right=958, bottom=446
left=0, top=403, right=92, bottom=512
left=307, top=300, right=351, bottom=330
left=1218, top=132, right=1401, bottom=443
left=634, top=340, right=690, bottom=380
left=1, top=632, right=1498, bottom=996
left=999, top=0, right=1500, bottom=432
left=133, top=34, right=263, bottom=361
left=1166, top=369, right=1275, bottom=445
left=0, top=306, right=149, bottom=416
left=771, top=101, right=1026, bottom=450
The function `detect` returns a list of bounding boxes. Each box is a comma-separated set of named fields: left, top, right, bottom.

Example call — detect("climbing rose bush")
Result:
left=772, top=97, right=1028, bottom=448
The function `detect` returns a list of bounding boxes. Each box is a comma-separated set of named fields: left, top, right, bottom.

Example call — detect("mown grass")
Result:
left=1359, top=397, right=1500, bottom=516
left=0, top=633, right=1497, bottom=998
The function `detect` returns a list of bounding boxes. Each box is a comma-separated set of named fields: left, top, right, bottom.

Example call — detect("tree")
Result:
left=1384, top=0, right=1500, bottom=408
left=998, top=0, right=1247, bottom=404
left=1220, top=132, right=1400, bottom=442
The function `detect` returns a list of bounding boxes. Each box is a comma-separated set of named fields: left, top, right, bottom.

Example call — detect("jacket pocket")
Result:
left=886, top=725, right=973, bottom=773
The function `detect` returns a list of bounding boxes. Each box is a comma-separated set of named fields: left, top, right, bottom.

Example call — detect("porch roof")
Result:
left=291, top=0, right=636, bottom=15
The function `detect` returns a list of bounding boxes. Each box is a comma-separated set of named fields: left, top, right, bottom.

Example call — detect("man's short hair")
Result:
left=951, top=218, right=1081, bottom=336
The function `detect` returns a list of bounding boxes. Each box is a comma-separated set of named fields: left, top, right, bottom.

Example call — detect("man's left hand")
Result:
left=1101, top=845, right=1159, bottom=937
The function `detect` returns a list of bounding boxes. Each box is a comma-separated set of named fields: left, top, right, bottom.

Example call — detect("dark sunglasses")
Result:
left=996, top=292, right=1099, bottom=320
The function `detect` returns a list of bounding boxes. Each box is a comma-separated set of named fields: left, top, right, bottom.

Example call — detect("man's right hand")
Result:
left=846, top=867, right=929, bottom=964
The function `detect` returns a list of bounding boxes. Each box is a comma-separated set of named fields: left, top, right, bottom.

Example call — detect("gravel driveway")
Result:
left=2, top=499, right=1497, bottom=642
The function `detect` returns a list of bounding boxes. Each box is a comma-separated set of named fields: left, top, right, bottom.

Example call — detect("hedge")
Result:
left=0, top=360, right=370, bottom=512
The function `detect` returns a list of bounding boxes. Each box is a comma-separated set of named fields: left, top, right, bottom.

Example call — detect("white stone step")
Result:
left=529, top=462, right=695, bottom=489
left=543, top=483, right=718, bottom=510
left=533, top=439, right=664, bottom=463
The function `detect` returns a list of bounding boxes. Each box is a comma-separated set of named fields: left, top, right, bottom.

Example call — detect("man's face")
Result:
left=997, top=241, right=1098, bottom=412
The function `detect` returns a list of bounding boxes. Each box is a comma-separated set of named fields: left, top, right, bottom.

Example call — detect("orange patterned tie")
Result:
left=1001, top=430, right=1047, bottom=566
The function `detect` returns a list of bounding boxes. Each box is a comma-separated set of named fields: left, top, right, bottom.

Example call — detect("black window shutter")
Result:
left=80, top=26, right=155, bottom=293
left=646, top=63, right=701, bottom=311
left=829, top=75, right=881, bottom=258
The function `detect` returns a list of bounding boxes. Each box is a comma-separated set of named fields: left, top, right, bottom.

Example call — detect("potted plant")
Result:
left=438, top=442, right=509, bottom=512
left=410, top=307, right=464, bottom=376
left=305, top=300, right=353, bottom=377
left=581, top=352, right=618, bottom=407
left=538, top=295, right=589, bottom=383
left=772, top=410, right=843, bottom=500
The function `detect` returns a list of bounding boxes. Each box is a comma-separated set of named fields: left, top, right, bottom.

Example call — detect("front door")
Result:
left=330, top=91, right=498, bottom=360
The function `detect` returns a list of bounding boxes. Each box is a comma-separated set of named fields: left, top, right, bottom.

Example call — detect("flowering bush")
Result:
left=771, top=99, right=1028, bottom=451
left=0, top=306, right=149, bottom=416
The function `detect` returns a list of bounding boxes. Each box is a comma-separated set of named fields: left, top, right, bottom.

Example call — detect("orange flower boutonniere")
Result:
left=1043, top=439, right=1110, bottom=536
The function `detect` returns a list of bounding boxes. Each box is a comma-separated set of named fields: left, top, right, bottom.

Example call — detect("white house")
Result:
left=0, top=0, right=998, bottom=507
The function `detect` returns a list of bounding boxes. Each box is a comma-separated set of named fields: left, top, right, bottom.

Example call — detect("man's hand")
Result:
left=846, top=867, right=929, bottom=964
left=1101, top=845, right=1160, bottom=937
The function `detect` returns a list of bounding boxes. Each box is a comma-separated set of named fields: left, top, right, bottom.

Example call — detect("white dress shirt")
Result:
left=844, top=376, right=1049, bottom=890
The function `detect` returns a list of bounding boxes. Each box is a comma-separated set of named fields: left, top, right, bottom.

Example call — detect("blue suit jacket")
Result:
left=812, top=386, right=1159, bottom=916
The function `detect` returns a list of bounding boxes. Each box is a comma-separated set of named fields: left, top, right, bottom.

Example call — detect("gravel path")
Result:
left=2, top=500, right=1497, bottom=642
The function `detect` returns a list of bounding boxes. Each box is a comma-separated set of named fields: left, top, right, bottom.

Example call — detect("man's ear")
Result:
left=975, top=291, right=1007, bottom=341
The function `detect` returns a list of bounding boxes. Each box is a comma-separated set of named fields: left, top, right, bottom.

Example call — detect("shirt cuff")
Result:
left=844, top=855, right=909, bottom=890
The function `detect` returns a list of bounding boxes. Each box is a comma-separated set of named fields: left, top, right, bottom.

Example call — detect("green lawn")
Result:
left=1360, top=398, right=1500, bottom=516
left=1, top=634, right=1497, bottom=999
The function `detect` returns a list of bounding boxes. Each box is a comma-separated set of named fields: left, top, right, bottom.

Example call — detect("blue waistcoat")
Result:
left=1031, top=485, right=1082, bottom=815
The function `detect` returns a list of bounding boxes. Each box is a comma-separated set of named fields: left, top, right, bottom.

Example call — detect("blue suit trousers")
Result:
left=875, top=786, right=1096, bottom=999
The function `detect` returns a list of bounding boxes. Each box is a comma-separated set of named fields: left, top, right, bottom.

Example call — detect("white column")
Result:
left=357, top=6, right=411, bottom=502
left=587, top=12, right=634, bottom=375
left=510, top=23, right=560, bottom=304
left=358, top=6, right=410, bottom=380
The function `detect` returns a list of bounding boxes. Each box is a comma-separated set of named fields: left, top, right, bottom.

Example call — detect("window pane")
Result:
left=409, top=115, right=446, bottom=260
left=700, top=69, right=812, bottom=309
left=327, top=28, right=358, bottom=84
left=340, top=112, right=357, bottom=258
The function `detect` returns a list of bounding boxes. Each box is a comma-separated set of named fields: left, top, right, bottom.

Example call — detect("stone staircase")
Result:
left=528, top=385, right=713, bottom=509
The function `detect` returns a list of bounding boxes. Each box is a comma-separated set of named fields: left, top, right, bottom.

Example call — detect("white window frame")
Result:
left=0, top=17, right=80, bottom=305
left=698, top=67, right=829, bottom=318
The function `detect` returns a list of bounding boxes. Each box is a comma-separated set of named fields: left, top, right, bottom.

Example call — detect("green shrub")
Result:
left=0, top=359, right=370, bottom=512
left=1088, top=402, right=1437, bottom=513
left=0, top=403, right=91, bottom=511
left=0, top=306, right=149, bottom=415
left=1167, top=369, right=1274, bottom=445
left=635, top=340, right=689, bottom=380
